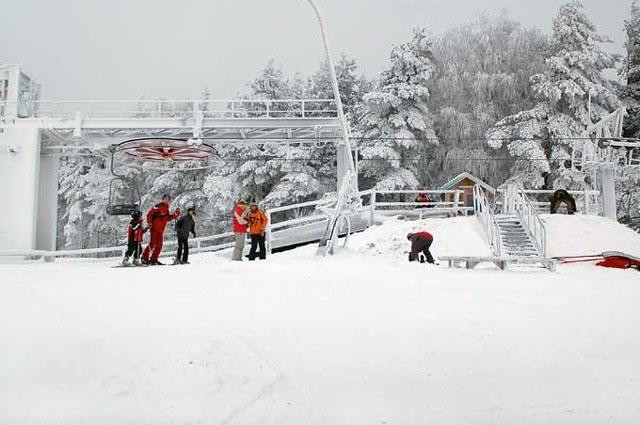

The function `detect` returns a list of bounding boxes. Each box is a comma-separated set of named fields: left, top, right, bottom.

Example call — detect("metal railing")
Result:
left=368, top=189, right=467, bottom=220
left=265, top=196, right=337, bottom=254
left=513, top=190, right=547, bottom=257
left=24, top=99, right=338, bottom=120
left=0, top=231, right=237, bottom=260
left=2, top=188, right=471, bottom=261
left=473, top=185, right=502, bottom=256
left=496, top=188, right=600, bottom=215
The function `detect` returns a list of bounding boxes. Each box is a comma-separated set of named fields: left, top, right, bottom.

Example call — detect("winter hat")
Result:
left=187, top=206, right=196, bottom=214
left=162, top=194, right=172, bottom=200
left=406, top=233, right=414, bottom=240
left=131, top=210, right=142, bottom=219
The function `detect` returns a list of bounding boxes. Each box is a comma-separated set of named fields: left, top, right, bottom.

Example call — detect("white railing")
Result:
left=368, top=189, right=467, bottom=219
left=0, top=231, right=238, bottom=260
left=26, top=99, right=338, bottom=120
left=265, top=196, right=336, bottom=254
left=496, top=189, right=600, bottom=215
left=1, top=187, right=471, bottom=261
left=513, top=190, right=547, bottom=257
left=473, top=185, right=502, bottom=256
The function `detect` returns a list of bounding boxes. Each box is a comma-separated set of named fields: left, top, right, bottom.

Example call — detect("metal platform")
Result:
left=7, top=99, right=342, bottom=148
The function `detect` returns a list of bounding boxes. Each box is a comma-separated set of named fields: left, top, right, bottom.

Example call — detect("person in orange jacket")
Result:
left=141, top=194, right=181, bottom=265
left=244, top=201, right=269, bottom=260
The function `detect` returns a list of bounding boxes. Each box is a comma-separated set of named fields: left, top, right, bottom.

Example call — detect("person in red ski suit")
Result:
left=407, top=231, right=435, bottom=264
left=141, top=194, right=180, bottom=265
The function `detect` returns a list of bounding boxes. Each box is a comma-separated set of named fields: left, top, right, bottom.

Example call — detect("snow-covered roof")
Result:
left=439, top=172, right=495, bottom=193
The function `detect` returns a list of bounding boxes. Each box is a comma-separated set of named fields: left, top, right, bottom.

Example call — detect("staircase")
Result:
left=474, top=184, right=556, bottom=270
left=494, top=214, right=540, bottom=258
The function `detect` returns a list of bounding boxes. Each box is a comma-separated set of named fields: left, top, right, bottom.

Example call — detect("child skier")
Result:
left=174, top=206, right=196, bottom=264
left=122, top=210, right=146, bottom=266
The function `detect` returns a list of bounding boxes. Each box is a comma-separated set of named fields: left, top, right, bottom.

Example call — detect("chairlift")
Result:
left=107, top=176, right=142, bottom=216
left=106, top=145, right=142, bottom=216
left=106, top=137, right=220, bottom=216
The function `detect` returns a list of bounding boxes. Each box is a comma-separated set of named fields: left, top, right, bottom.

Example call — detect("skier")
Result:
left=231, top=199, right=248, bottom=261
left=245, top=201, right=269, bottom=260
left=141, top=194, right=181, bottom=265
left=122, top=210, right=146, bottom=266
left=174, top=206, right=196, bottom=264
left=407, top=231, right=435, bottom=264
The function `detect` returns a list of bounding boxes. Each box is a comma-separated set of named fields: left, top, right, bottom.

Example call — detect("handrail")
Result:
left=473, top=185, right=502, bottom=256
left=2, top=187, right=482, bottom=260
left=513, top=190, right=547, bottom=257
left=24, top=99, right=338, bottom=120
left=496, top=188, right=600, bottom=216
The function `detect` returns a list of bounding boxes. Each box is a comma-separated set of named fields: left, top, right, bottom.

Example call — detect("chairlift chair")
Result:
left=106, top=137, right=220, bottom=216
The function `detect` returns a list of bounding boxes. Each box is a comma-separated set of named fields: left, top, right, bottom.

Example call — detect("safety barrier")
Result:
left=26, top=99, right=338, bottom=120
left=496, top=188, right=600, bottom=215
left=366, top=189, right=467, bottom=220
left=513, top=190, right=547, bottom=257
left=473, top=185, right=502, bottom=256
left=0, top=188, right=476, bottom=261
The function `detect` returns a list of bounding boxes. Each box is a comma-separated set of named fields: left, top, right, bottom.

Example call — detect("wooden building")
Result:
left=439, top=172, right=495, bottom=210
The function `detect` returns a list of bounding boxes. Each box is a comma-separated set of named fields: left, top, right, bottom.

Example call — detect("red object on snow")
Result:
left=596, top=251, right=640, bottom=270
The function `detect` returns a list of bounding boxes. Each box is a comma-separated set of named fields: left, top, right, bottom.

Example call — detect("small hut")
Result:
left=439, top=172, right=495, bottom=210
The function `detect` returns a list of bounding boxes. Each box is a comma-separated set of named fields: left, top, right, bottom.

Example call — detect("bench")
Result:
left=439, top=256, right=519, bottom=270
left=439, top=256, right=557, bottom=271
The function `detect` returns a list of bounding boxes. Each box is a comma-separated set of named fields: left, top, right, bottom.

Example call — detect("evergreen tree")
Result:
left=621, top=0, right=640, bottom=138
left=486, top=0, right=620, bottom=189
left=358, top=28, right=438, bottom=190
left=428, top=14, right=548, bottom=186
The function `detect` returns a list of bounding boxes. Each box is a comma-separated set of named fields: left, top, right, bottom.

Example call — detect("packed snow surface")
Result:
left=1, top=216, right=639, bottom=424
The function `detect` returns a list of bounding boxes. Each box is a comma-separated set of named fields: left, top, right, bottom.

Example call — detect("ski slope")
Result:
left=1, top=215, right=639, bottom=424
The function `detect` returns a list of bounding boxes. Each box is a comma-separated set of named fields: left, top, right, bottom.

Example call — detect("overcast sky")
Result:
left=1, top=0, right=632, bottom=100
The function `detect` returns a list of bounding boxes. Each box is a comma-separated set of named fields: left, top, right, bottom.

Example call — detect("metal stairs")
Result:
left=494, top=214, right=540, bottom=258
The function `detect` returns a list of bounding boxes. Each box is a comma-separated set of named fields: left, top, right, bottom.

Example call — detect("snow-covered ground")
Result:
left=1, top=216, right=639, bottom=424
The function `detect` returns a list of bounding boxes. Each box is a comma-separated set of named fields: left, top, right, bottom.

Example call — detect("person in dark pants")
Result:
left=244, top=201, right=269, bottom=260
left=122, top=210, right=146, bottom=266
left=407, top=231, right=435, bottom=264
left=174, top=207, right=196, bottom=264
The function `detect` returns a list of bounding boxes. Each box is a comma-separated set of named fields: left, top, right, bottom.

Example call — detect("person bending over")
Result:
left=407, top=231, right=435, bottom=264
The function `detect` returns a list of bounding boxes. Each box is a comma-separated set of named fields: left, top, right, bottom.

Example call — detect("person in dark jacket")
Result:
left=174, top=206, right=196, bottom=264
left=122, top=210, right=146, bottom=266
left=407, top=231, right=435, bottom=264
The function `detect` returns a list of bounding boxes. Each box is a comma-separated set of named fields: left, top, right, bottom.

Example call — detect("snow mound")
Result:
left=543, top=214, right=640, bottom=258
left=348, top=216, right=492, bottom=259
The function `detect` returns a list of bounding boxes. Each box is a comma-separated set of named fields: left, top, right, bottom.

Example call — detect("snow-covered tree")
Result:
left=307, top=54, right=371, bottom=123
left=486, top=0, right=620, bottom=189
left=358, top=28, right=438, bottom=190
left=428, top=14, right=549, bottom=186
left=621, top=0, right=640, bottom=138
left=57, top=153, right=136, bottom=248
